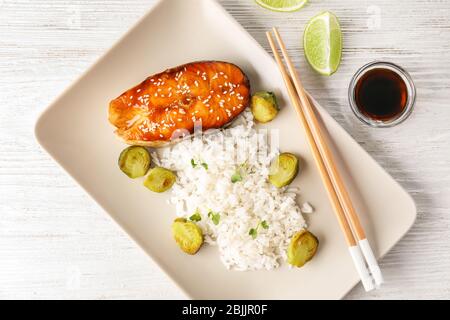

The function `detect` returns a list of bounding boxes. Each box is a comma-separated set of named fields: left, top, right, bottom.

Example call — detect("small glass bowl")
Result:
left=348, top=61, right=416, bottom=128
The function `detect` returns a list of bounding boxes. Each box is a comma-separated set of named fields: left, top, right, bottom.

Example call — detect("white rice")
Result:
left=153, top=110, right=307, bottom=271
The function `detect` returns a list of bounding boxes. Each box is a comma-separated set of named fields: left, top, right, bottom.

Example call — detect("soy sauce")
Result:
left=354, top=68, right=408, bottom=121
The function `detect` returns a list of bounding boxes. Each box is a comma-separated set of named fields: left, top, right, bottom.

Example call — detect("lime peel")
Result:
left=255, top=0, right=308, bottom=13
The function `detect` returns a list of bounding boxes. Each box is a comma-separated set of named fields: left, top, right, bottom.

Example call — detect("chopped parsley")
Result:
left=191, top=159, right=208, bottom=170
left=189, top=212, right=202, bottom=222
left=208, top=211, right=220, bottom=225
left=249, top=228, right=258, bottom=239
left=261, top=220, right=269, bottom=229
left=231, top=172, right=243, bottom=183
left=231, top=163, right=248, bottom=183
left=249, top=220, right=269, bottom=239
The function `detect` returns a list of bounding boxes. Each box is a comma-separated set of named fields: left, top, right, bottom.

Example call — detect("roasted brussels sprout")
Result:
left=287, top=230, right=319, bottom=268
left=143, top=167, right=176, bottom=193
left=251, top=91, right=279, bottom=123
left=118, top=146, right=151, bottom=178
left=172, top=218, right=204, bottom=255
left=268, top=153, right=299, bottom=188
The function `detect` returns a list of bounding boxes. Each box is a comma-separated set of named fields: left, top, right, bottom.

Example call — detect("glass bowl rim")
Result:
left=348, top=61, right=416, bottom=128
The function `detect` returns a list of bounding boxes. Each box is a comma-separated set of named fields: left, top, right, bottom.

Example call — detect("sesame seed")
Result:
left=216, top=116, right=220, bottom=121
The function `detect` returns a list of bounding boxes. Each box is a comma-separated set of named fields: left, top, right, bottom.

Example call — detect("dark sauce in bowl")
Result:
left=354, top=68, right=408, bottom=121
left=349, top=61, right=416, bottom=127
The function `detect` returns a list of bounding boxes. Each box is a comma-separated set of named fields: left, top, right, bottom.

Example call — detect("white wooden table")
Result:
left=1, top=0, right=449, bottom=300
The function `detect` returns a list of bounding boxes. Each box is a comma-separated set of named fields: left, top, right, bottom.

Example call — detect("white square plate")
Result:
left=35, top=0, right=416, bottom=299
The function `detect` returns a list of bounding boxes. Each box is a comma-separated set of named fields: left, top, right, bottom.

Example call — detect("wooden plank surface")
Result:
left=0, top=0, right=449, bottom=299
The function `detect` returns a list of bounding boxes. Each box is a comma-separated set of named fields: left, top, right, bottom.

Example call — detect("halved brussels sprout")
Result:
left=251, top=91, right=279, bottom=123
left=268, top=153, right=299, bottom=188
left=143, top=167, right=176, bottom=193
left=172, top=218, right=204, bottom=255
left=287, top=230, right=319, bottom=268
left=118, top=146, right=151, bottom=178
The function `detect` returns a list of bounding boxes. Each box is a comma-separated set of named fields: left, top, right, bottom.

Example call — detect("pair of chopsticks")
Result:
left=266, top=28, right=383, bottom=291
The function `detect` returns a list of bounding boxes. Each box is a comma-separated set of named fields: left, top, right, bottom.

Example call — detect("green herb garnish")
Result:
left=208, top=211, right=220, bottom=225
left=191, top=159, right=208, bottom=170
left=231, top=172, right=243, bottom=183
left=249, top=220, right=269, bottom=239
left=189, top=212, right=202, bottom=222
left=231, top=163, right=248, bottom=183
left=261, top=220, right=269, bottom=229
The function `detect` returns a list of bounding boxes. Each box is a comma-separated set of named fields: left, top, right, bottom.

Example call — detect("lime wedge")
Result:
left=303, top=11, right=342, bottom=76
left=255, top=0, right=307, bottom=12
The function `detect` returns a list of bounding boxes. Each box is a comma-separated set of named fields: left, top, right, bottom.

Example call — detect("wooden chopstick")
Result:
left=271, top=28, right=384, bottom=287
left=266, top=30, right=375, bottom=291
